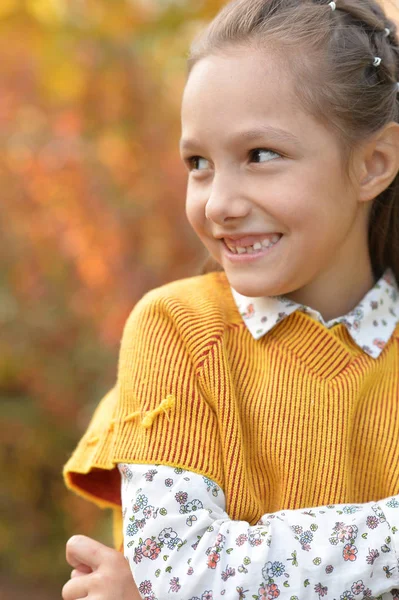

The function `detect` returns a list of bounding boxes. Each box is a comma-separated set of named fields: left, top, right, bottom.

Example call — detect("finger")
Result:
left=61, top=573, right=89, bottom=600
left=71, top=565, right=92, bottom=578
left=66, top=535, right=111, bottom=571
left=71, top=569, right=81, bottom=578
left=71, top=567, right=93, bottom=579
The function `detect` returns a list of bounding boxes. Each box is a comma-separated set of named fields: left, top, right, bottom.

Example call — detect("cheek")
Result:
left=290, top=194, right=348, bottom=259
left=279, top=188, right=341, bottom=249
left=185, top=193, right=206, bottom=233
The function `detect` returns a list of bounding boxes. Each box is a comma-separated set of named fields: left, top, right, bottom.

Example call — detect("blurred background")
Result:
left=1, top=0, right=398, bottom=598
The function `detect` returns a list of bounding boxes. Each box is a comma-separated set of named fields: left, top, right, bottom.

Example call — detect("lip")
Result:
left=221, top=236, right=283, bottom=262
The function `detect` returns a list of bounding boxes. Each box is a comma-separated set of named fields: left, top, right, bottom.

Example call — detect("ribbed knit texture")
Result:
left=63, top=270, right=399, bottom=551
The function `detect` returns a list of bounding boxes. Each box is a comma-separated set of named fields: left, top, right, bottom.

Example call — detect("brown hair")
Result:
left=188, top=0, right=399, bottom=282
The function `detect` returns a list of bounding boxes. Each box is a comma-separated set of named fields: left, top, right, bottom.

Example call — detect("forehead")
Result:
left=180, top=49, right=343, bottom=159
left=181, top=49, right=303, bottom=133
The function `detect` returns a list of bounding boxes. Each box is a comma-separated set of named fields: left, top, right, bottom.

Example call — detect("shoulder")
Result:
left=121, top=270, right=240, bottom=346
left=131, top=270, right=236, bottom=320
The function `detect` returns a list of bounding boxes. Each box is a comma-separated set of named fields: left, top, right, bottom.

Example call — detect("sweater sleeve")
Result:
left=62, top=283, right=224, bottom=552
left=110, top=289, right=225, bottom=487
left=62, top=385, right=124, bottom=550
left=119, top=462, right=399, bottom=600
left=62, top=384, right=121, bottom=509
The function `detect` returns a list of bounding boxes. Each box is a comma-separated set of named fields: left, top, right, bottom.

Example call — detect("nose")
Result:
left=205, top=173, right=250, bottom=223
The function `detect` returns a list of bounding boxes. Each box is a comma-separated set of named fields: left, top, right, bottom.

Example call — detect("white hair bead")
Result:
left=328, top=1, right=336, bottom=10
left=373, top=56, right=382, bottom=66
left=384, top=28, right=391, bottom=37
left=396, top=82, right=399, bottom=92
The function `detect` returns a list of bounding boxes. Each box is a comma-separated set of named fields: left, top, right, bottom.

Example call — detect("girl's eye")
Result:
left=186, top=156, right=209, bottom=171
left=250, top=148, right=281, bottom=162
left=185, top=148, right=281, bottom=171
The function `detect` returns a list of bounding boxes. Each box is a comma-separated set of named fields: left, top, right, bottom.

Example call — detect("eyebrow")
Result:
left=179, top=125, right=300, bottom=152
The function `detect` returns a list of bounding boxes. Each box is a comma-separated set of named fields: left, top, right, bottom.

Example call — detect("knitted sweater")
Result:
left=63, top=270, right=399, bottom=550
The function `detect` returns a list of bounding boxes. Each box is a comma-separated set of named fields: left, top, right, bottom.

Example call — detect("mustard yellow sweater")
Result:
left=63, top=270, right=399, bottom=551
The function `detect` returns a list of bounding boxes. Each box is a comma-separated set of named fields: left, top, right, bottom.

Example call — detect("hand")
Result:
left=62, top=534, right=142, bottom=600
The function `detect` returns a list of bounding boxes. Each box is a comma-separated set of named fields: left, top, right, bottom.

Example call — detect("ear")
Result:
left=356, top=121, right=399, bottom=204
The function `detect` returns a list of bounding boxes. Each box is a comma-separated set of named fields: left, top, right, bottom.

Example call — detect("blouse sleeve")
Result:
left=118, top=462, right=399, bottom=600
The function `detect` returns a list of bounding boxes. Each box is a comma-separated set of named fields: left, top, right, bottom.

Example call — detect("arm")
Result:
left=120, top=462, right=399, bottom=600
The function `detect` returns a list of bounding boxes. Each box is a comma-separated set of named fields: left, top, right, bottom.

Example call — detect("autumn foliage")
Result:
left=1, top=0, right=398, bottom=597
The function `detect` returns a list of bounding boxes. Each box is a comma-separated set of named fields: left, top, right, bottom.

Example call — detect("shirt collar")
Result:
left=230, top=268, right=399, bottom=359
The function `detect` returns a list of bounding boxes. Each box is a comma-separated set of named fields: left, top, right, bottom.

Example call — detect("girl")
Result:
left=62, top=0, right=399, bottom=599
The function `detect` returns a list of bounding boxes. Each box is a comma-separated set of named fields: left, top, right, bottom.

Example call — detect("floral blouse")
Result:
left=119, top=463, right=399, bottom=600
left=229, top=267, right=398, bottom=359
left=118, top=268, right=399, bottom=600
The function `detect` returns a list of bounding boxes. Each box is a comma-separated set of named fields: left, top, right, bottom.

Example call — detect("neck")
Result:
left=283, top=253, right=375, bottom=323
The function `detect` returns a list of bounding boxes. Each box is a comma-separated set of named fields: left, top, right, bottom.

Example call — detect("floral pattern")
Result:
left=230, top=267, right=398, bottom=359
left=118, top=463, right=399, bottom=600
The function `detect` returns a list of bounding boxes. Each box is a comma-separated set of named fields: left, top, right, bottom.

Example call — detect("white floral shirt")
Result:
left=119, top=463, right=399, bottom=600
left=118, top=268, right=399, bottom=600
left=230, top=268, right=398, bottom=359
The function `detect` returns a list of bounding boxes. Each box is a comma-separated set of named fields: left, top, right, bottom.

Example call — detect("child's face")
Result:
left=180, top=48, right=369, bottom=299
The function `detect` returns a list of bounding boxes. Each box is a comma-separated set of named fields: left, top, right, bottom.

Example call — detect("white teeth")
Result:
left=224, top=235, right=281, bottom=254
left=261, top=239, right=272, bottom=248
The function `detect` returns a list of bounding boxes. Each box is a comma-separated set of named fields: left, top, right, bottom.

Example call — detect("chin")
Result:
left=227, top=277, right=272, bottom=298
left=228, top=268, right=296, bottom=298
